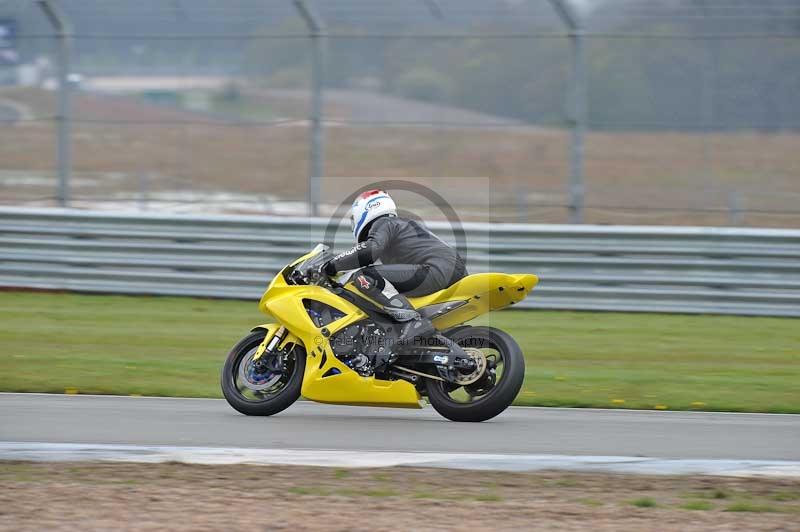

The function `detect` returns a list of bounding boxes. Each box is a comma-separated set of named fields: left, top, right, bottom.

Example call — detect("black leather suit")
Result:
left=326, top=216, right=467, bottom=312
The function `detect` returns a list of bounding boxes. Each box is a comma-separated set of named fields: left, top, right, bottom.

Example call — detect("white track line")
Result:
left=2, top=393, right=797, bottom=417
left=2, top=442, right=799, bottom=478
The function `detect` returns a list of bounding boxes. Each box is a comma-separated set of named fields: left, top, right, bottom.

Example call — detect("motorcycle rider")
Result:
left=321, top=189, right=467, bottom=345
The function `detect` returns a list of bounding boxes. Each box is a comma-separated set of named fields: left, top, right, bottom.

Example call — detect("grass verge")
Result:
left=1, top=290, right=798, bottom=413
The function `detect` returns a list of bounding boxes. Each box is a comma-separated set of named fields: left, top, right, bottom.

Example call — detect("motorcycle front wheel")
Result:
left=221, top=330, right=305, bottom=416
left=426, top=326, right=525, bottom=422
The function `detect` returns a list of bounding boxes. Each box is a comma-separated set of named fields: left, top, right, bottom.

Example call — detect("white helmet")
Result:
left=350, top=189, right=396, bottom=241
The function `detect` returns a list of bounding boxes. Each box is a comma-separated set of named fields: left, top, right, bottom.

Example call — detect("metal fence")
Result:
left=1, top=1, right=799, bottom=227
left=2, top=207, right=799, bottom=317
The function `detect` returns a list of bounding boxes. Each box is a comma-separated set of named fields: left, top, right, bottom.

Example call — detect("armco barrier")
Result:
left=1, top=207, right=799, bottom=317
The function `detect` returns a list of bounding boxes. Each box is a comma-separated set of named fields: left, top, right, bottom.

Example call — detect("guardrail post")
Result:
left=728, top=190, right=744, bottom=226
left=516, top=179, right=529, bottom=222
left=548, top=0, right=586, bottom=224
left=293, top=0, right=326, bottom=217
left=36, top=0, right=73, bottom=207
left=137, top=171, right=150, bottom=212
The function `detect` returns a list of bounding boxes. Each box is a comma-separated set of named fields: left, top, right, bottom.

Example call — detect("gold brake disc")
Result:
left=453, top=347, right=487, bottom=385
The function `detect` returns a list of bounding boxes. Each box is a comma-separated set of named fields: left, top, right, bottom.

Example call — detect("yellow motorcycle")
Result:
left=221, top=244, right=538, bottom=422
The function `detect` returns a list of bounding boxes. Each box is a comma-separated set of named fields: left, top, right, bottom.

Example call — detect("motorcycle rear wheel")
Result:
left=221, top=330, right=305, bottom=416
left=426, top=326, right=525, bottom=422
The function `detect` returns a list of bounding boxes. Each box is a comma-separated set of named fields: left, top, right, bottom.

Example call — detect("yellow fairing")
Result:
left=409, top=273, right=539, bottom=330
left=259, top=268, right=423, bottom=409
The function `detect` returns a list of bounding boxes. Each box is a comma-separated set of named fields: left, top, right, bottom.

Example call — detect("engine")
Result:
left=329, top=321, right=388, bottom=377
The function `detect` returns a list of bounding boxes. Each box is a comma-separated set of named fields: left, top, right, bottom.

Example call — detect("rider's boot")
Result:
left=383, top=295, right=436, bottom=346
left=353, top=271, right=436, bottom=345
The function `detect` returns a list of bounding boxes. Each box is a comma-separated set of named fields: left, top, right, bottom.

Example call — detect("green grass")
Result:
left=476, top=308, right=800, bottom=413
left=474, top=493, right=503, bottom=502
left=724, top=502, right=781, bottom=513
left=769, top=491, right=800, bottom=502
left=683, top=488, right=731, bottom=500
left=578, top=498, right=603, bottom=507
left=353, top=489, right=398, bottom=498
left=631, top=497, right=658, bottom=508
left=680, top=500, right=714, bottom=511
left=287, top=486, right=329, bottom=496
left=1, top=291, right=799, bottom=413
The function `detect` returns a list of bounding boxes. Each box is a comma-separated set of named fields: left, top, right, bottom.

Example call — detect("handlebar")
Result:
left=289, top=253, right=341, bottom=290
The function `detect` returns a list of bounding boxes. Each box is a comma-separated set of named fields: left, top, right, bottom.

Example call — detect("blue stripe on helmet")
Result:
left=353, top=208, right=369, bottom=239
left=353, top=194, right=390, bottom=239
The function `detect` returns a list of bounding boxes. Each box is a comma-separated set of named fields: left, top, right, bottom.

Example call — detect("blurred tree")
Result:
left=243, top=19, right=308, bottom=85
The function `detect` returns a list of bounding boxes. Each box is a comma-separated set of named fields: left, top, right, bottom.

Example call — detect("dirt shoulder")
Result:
left=1, top=462, right=799, bottom=531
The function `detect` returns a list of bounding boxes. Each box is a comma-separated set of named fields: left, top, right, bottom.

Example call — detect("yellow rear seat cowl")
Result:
left=409, top=273, right=539, bottom=329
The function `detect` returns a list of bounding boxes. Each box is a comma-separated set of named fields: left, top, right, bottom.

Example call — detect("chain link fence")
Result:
left=0, top=0, right=798, bottom=226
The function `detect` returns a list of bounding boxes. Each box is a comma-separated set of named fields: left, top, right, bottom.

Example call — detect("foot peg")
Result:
left=384, top=307, right=420, bottom=322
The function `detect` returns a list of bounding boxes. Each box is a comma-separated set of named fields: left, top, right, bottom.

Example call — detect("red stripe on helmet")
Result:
left=356, top=189, right=384, bottom=201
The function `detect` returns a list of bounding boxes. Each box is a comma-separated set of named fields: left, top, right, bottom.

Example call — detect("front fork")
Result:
left=252, top=325, right=288, bottom=372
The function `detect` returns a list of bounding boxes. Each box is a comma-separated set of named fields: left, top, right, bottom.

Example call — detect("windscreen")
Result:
left=293, top=244, right=330, bottom=274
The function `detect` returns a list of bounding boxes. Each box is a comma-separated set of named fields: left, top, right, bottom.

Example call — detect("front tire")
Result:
left=221, top=330, right=305, bottom=416
left=426, top=326, right=525, bottom=422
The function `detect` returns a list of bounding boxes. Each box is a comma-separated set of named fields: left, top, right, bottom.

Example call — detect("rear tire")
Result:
left=426, top=326, right=525, bottom=422
left=221, top=330, right=305, bottom=416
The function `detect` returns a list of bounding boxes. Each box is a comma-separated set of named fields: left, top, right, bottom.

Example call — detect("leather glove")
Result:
left=321, top=261, right=337, bottom=276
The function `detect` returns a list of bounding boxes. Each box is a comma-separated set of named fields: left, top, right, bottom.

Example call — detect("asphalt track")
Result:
left=2, top=393, right=799, bottom=461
